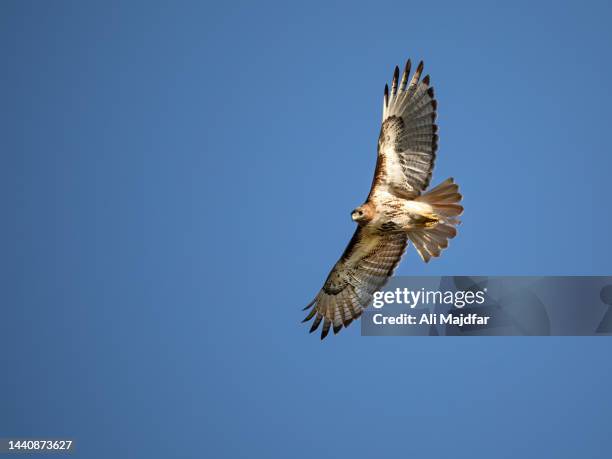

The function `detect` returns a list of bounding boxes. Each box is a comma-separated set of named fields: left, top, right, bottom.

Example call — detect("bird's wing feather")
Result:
left=369, top=60, right=438, bottom=200
left=303, top=226, right=408, bottom=339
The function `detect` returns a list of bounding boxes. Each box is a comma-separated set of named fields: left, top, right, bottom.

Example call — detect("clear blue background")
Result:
left=2, top=1, right=611, bottom=457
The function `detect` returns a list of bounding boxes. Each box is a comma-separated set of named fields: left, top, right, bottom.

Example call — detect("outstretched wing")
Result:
left=369, top=60, right=438, bottom=200
left=303, top=227, right=408, bottom=339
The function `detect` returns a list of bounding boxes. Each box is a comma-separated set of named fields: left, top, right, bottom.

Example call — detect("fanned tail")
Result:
left=409, top=178, right=463, bottom=262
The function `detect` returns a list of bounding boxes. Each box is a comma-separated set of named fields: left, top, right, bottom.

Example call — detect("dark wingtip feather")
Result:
left=390, top=66, right=399, bottom=97
left=333, top=323, right=343, bottom=334
left=405, top=59, right=412, bottom=75
left=431, top=100, right=438, bottom=111
left=321, top=319, right=331, bottom=340
left=416, top=60, right=424, bottom=74
left=309, top=314, right=322, bottom=333
left=400, top=59, right=411, bottom=91
left=423, top=75, right=430, bottom=86
left=384, top=84, right=389, bottom=106
left=427, top=87, right=435, bottom=98
left=302, top=298, right=316, bottom=311
left=302, top=307, right=317, bottom=323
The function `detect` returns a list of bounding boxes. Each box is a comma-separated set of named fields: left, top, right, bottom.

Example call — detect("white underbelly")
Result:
left=402, top=200, right=433, bottom=215
left=374, top=199, right=435, bottom=229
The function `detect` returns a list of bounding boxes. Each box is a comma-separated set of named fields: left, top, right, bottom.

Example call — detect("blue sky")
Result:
left=2, top=1, right=612, bottom=458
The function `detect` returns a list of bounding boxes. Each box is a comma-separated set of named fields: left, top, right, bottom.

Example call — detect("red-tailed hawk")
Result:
left=303, top=59, right=463, bottom=339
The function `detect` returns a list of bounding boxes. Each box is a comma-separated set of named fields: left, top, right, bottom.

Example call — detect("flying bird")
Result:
left=303, top=59, right=463, bottom=339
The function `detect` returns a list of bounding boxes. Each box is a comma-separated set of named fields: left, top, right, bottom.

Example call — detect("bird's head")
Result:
left=351, top=204, right=373, bottom=224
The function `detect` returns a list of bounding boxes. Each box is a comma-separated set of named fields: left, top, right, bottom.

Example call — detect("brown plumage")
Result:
left=304, top=59, right=463, bottom=339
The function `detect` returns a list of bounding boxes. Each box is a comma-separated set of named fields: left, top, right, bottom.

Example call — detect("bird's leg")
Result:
left=416, top=213, right=439, bottom=227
